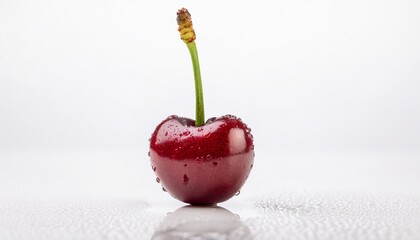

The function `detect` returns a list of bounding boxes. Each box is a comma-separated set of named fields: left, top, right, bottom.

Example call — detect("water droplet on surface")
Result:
left=147, top=151, right=150, bottom=157
left=250, top=164, right=254, bottom=169
left=235, top=191, right=241, bottom=196
left=162, top=187, right=167, bottom=192
left=156, top=177, right=160, bottom=183
left=213, top=162, right=218, bottom=166
left=152, top=165, right=156, bottom=171
left=183, top=174, right=189, bottom=185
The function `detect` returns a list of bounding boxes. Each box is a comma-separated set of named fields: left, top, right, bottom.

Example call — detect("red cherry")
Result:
left=149, top=9, right=255, bottom=205
left=150, top=115, right=254, bottom=205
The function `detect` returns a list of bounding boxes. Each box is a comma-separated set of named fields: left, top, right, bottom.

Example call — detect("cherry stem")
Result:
left=177, top=8, right=205, bottom=126
left=187, top=42, right=205, bottom=126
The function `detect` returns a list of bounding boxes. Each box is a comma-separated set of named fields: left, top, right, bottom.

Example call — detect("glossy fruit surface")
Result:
left=150, top=115, right=254, bottom=205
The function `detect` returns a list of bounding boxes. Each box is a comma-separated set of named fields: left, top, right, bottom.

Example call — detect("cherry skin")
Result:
left=149, top=115, right=254, bottom=205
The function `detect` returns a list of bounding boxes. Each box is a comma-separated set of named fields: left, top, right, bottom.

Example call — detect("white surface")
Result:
left=1, top=0, right=420, bottom=239
left=1, top=152, right=419, bottom=240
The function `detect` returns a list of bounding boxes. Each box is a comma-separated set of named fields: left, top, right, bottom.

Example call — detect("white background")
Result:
left=1, top=1, right=420, bottom=239
left=1, top=0, right=419, bottom=155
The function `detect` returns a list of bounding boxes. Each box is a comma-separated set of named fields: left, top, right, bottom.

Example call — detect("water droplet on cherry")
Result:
left=182, top=130, right=191, bottom=136
left=235, top=191, right=241, bottom=196
left=183, top=174, right=189, bottom=185
left=156, top=177, right=160, bottom=183
left=147, top=151, right=150, bottom=157
left=162, top=187, right=167, bottom=192
left=206, top=117, right=216, bottom=123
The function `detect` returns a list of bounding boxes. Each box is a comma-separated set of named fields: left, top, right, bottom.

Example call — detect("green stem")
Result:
left=187, top=42, right=205, bottom=126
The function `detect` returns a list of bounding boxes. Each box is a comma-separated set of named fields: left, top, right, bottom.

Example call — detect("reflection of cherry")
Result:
left=149, top=8, right=254, bottom=205
left=152, top=206, right=251, bottom=239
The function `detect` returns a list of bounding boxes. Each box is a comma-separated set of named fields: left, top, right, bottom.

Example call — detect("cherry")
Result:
left=149, top=8, right=254, bottom=205
left=150, top=115, right=254, bottom=205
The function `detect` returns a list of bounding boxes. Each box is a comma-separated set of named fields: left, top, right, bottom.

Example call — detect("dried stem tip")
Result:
left=177, top=8, right=196, bottom=44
